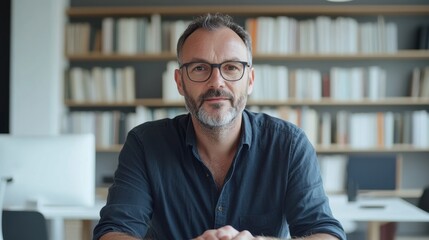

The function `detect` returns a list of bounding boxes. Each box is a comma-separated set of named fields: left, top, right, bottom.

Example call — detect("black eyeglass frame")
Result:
left=179, top=61, right=251, bottom=82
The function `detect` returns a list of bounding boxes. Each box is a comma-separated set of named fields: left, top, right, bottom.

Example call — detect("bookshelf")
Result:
left=66, top=97, right=429, bottom=107
left=64, top=4, right=429, bottom=197
left=66, top=5, right=429, bottom=16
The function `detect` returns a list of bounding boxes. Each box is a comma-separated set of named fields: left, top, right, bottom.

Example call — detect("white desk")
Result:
left=31, top=195, right=429, bottom=240
left=329, top=195, right=429, bottom=240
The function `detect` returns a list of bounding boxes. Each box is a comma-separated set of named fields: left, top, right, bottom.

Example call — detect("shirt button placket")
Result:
left=214, top=204, right=226, bottom=228
left=214, top=186, right=228, bottom=228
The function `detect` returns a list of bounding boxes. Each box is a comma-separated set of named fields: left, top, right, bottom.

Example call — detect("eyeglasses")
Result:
left=180, top=61, right=250, bottom=82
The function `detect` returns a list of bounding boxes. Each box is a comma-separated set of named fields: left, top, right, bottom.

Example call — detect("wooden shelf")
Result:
left=66, top=50, right=429, bottom=62
left=358, top=189, right=423, bottom=199
left=97, top=186, right=423, bottom=199
left=67, top=52, right=176, bottom=61
left=96, top=144, right=124, bottom=153
left=65, top=97, right=429, bottom=108
left=96, top=144, right=429, bottom=154
left=67, top=5, right=429, bottom=17
left=327, top=189, right=424, bottom=198
left=316, top=144, right=429, bottom=154
left=249, top=98, right=429, bottom=107
left=65, top=99, right=184, bottom=107
left=96, top=187, right=423, bottom=199
left=254, top=51, right=429, bottom=61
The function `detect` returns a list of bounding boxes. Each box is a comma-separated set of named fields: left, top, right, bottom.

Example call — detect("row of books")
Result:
left=65, top=15, right=399, bottom=55
left=66, top=63, right=428, bottom=103
left=65, top=23, right=91, bottom=55
left=65, top=106, right=428, bottom=149
left=67, top=66, right=136, bottom=103
left=246, top=15, right=397, bottom=54
left=64, top=107, right=187, bottom=147
left=65, top=15, right=190, bottom=55
left=250, top=65, right=386, bottom=101
left=249, top=106, right=429, bottom=148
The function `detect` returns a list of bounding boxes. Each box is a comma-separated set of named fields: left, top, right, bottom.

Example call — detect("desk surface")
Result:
left=37, top=200, right=105, bottom=220
left=26, top=195, right=429, bottom=240
left=35, top=195, right=429, bottom=223
left=329, top=195, right=429, bottom=222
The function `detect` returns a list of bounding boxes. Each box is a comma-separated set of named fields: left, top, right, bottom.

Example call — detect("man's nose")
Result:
left=207, top=66, right=225, bottom=88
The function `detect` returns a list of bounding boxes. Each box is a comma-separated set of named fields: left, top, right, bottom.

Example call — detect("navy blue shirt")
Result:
left=93, top=110, right=346, bottom=240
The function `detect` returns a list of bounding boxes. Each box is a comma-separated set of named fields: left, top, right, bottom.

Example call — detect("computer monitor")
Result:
left=0, top=134, right=95, bottom=208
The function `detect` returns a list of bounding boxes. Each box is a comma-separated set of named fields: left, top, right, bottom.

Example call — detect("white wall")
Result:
left=10, top=0, right=68, bottom=135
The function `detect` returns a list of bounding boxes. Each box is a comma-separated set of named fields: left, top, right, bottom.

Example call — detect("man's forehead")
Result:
left=181, top=28, right=248, bottom=60
left=185, top=27, right=244, bottom=45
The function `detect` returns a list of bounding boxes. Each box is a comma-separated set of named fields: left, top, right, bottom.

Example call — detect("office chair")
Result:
left=418, top=186, right=429, bottom=213
left=1, top=210, right=48, bottom=240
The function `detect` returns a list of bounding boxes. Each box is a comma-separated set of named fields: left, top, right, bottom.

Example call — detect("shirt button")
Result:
left=218, top=206, right=223, bottom=212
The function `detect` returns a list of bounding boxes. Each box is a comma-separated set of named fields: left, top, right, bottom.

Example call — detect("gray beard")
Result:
left=183, top=87, right=247, bottom=130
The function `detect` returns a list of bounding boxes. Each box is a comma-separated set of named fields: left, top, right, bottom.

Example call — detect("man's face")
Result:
left=174, top=27, right=254, bottom=128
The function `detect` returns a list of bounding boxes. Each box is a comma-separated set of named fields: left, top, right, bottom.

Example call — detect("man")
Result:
left=93, top=13, right=346, bottom=240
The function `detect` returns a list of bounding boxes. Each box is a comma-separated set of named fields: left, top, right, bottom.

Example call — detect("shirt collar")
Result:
left=185, top=114, right=196, bottom=147
left=241, top=109, right=252, bottom=148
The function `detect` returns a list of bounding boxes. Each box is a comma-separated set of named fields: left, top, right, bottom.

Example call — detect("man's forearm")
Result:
left=257, top=233, right=339, bottom=240
left=101, top=229, right=340, bottom=240
left=99, top=232, right=140, bottom=240
left=290, top=233, right=339, bottom=240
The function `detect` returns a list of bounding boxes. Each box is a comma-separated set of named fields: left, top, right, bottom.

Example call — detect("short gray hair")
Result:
left=176, top=13, right=253, bottom=66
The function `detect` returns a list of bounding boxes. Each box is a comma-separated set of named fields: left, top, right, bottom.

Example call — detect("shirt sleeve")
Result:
left=93, top=130, right=153, bottom=240
left=284, top=127, right=346, bottom=240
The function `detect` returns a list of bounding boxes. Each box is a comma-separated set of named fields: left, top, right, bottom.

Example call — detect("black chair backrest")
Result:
left=2, top=210, right=48, bottom=240
left=418, top=186, right=429, bottom=213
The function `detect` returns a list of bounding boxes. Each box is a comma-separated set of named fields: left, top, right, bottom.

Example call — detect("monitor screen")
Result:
left=0, top=134, right=95, bottom=208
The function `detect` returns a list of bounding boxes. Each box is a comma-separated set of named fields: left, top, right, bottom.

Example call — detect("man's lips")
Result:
left=203, top=97, right=232, bottom=104
left=204, top=97, right=229, bottom=101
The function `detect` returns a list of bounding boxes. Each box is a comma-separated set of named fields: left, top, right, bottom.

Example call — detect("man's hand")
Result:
left=192, top=225, right=339, bottom=240
left=192, top=225, right=256, bottom=239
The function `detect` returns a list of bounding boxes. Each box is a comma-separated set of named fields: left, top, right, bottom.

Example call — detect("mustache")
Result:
left=200, top=89, right=233, bottom=101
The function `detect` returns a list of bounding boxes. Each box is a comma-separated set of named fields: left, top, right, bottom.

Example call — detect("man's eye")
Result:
left=191, top=64, right=209, bottom=72
left=224, top=64, right=240, bottom=71
left=195, top=66, right=205, bottom=71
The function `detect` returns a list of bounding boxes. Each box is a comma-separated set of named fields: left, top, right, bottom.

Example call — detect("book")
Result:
left=335, top=111, right=348, bottom=145
left=102, top=18, right=114, bottom=54
left=245, top=18, right=258, bottom=53
left=320, top=112, right=332, bottom=146
left=162, top=61, right=182, bottom=102
left=410, top=67, right=421, bottom=98
left=318, top=154, right=348, bottom=193
left=69, top=68, right=85, bottom=102
left=103, top=68, right=115, bottom=103
left=420, top=66, right=429, bottom=97
left=123, top=67, right=136, bottom=103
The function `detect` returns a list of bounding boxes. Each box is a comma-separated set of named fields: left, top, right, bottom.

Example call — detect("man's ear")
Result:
left=174, top=69, right=185, bottom=96
left=247, top=67, right=255, bottom=95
